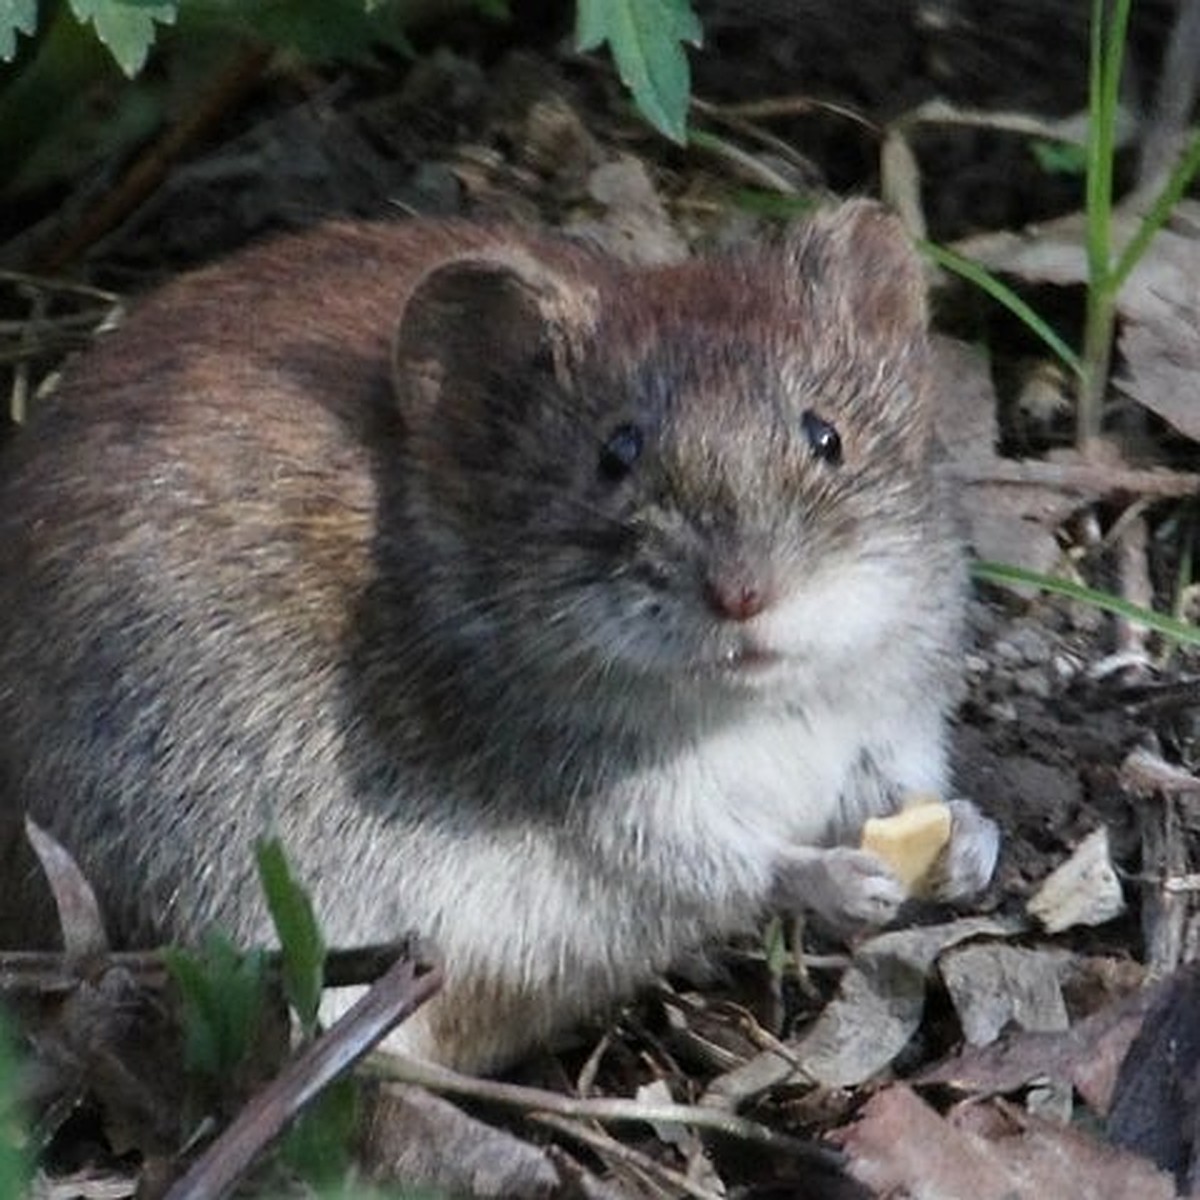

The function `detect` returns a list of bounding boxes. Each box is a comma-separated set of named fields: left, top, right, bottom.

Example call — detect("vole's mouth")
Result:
left=714, top=641, right=785, bottom=677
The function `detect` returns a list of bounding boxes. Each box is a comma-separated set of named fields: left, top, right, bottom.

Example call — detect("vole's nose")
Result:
left=705, top=572, right=772, bottom=622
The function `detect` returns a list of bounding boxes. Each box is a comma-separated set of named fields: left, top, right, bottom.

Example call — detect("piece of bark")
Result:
left=1107, top=960, right=1200, bottom=1193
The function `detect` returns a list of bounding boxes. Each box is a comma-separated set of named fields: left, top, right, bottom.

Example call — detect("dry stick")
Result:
left=1122, top=749, right=1197, bottom=979
left=0, top=270, right=120, bottom=302
left=899, top=97, right=1091, bottom=143
left=947, top=458, right=1200, bottom=499
left=165, top=954, right=442, bottom=1200
left=1140, top=786, right=1188, bottom=979
left=532, top=1111, right=724, bottom=1200
left=1113, top=513, right=1154, bottom=660
left=371, top=1054, right=840, bottom=1167
left=0, top=942, right=409, bottom=997
left=1121, top=747, right=1200, bottom=798
left=36, top=45, right=271, bottom=273
left=690, top=97, right=838, bottom=179
left=9, top=284, right=43, bottom=424
left=700, top=95, right=878, bottom=134
left=0, top=279, right=122, bottom=370
left=686, top=133, right=803, bottom=194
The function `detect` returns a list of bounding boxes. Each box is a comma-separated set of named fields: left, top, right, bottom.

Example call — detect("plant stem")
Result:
left=1078, top=0, right=1133, bottom=451
left=1078, top=285, right=1115, bottom=447
left=1113, top=128, right=1200, bottom=290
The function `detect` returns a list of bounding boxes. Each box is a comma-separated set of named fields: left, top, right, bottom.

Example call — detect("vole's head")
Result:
left=390, top=203, right=952, bottom=718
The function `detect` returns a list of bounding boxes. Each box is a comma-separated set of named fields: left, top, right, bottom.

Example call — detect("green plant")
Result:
left=281, top=1075, right=359, bottom=1189
left=921, top=240, right=1084, bottom=377
left=929, top=1, right=1200, bottom=628
left=1, top=0, right=442, bottom=78
left=0, top=1011, right=30, bottom=1200
left=0, top=0, right=34, bottom=60
left=255, top=835, right=358, bottom=1186
left=0, top=0, right=445, bottom=200
left=761, top=914, right=793, bottom=978
left=163, top=838, right=361, bottom=1186
left=932, top=0, right=1200, bottom=451
left=164, top=931, right=270, bottom=1079
left=256, top=835, right=326, bottom=1039
left=1029, top=138, right=1089, bottom=176
left=973, top=560, right=1200, bottom=648
left=1076, top=0, right=1200, bottom=447
left=1, top=0, right=703, bottom=150
left=575, top=0, right=700, bottom=143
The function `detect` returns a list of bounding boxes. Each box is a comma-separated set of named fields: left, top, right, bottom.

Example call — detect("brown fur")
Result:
left=0, top=205, right=991, bottom=1069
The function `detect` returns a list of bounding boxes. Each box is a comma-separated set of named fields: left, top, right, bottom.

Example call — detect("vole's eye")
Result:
left=598, top=422, right=644, bottom=481
left=800, top=410, right=842, bottom=466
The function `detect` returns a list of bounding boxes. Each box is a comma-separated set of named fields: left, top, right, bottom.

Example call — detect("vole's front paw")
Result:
left=771, top=845, right=906, bottom=935
left=925, top=799, right=1001, bottom=902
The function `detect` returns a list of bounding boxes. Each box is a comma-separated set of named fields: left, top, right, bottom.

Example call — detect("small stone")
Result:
left=994, top=639, right=1024, bottom=665
left=1013, top=667, right=1053, bottom=699
left=1051, top=653, right=1081, bottom=683
left=1006, top=626, right=1051, bottom=664
left=1028, top=827, right=1125, bottom=933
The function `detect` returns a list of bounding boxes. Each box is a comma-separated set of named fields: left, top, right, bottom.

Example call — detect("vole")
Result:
left=0, top=202, right=998, bottom=1071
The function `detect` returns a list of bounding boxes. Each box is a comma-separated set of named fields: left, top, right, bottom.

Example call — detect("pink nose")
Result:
left=706, top=578, right=768, bottom=622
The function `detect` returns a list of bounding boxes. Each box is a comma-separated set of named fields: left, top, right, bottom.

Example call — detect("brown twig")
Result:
left=0, top=941, right=414, bottom=997
left=370, top=1052, right=839, bottom=1165
left=948, top=458, right=1200, bottom=499
left=532, top=1110, right=724, bottom=1200
left=696, top=94, right=878, bottom=135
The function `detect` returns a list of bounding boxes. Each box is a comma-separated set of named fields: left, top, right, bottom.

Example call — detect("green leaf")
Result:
left=163, top=932, right=268, bottom=1078
left=68, top=0, right=176, bottom=76
left=1029, top=138, right=1088, bottom=177
left=256, top=836, right=326, bottom=1036
left=190, top=0, right=413, bottom=63
left=282, top=1077, right=359, bottom=1187
left=1112, top=128, right=1200, bottom=292
left=0, top=1012, right=31, bottom=1197
left=761, top=915, right=792, bottom=978
left=575, top=0, right=701, bottom=144
left=0, top=0, right=36, bottom=61
left=725, top=186, right=817, bottom=220
left=921, top=241, right=1083, bottom=378
left=971, top=560, right=1200, bottom=648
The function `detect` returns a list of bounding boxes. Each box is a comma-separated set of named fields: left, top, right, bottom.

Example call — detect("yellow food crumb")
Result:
left=861, top=796, right=952, bottom=894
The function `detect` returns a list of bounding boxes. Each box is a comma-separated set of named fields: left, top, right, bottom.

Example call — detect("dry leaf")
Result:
left=940, top=943, right=1069, bottom=1047
left=1108, top=960, right=1200, bottom=1192
left=791, top=917, right=1018, bottom=1087
left=361, top=1082, right=625, bottom=1199
left=833, top=1084, right=1177, bottom=1199
left=23, top=817, right=109, bottom=958
left=914, top=976, right=1152, bottom=1116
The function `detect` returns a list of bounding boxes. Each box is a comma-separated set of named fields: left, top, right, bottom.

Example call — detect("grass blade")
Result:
left=972, top=558, right=1200, bottom=646
left=922, top=242, right=1083, bottom=377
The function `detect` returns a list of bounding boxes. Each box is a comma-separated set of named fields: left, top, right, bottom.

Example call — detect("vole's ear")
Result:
left=391, top=250, right=599, bottom=418
left=784, top=201, right=928, bottom=349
